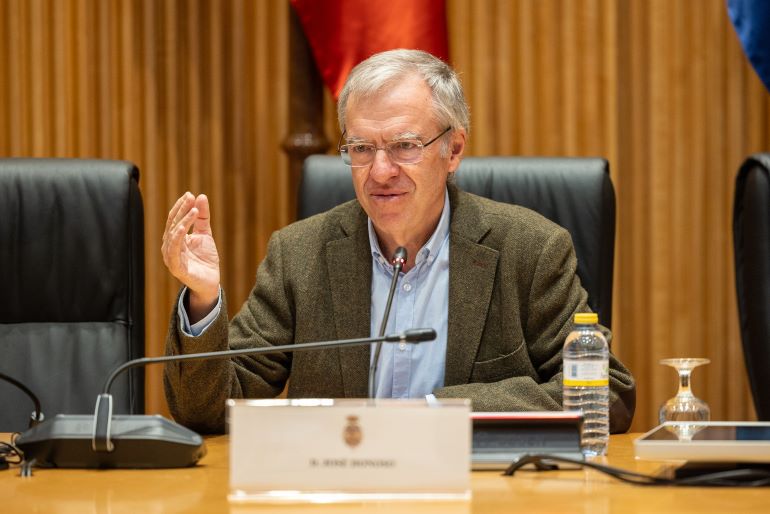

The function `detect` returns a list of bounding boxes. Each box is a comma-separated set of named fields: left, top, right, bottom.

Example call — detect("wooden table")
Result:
left=2, top=434, right=769, bottom=513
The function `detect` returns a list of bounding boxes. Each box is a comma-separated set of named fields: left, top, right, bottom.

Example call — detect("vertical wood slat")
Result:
left=494, top=0, right=513, bottom=155
left=254, top=0, right=272, bottom=248
left=8, top=0, right=30, bottom=152
left=29, top=0, right=48, bottom=154
left=708, top=0, right=733, bottom=420
left=0, top=2, right=8, bottom=152
left=467, top=0, right=493, bottom=155
left=562, top=0, right=578, bottom=155
left=515, top=0, right=536, bottom=152
left=227, top=0, right=245, bottom=304
left=141, top=0, right=163, bottom=415
left=1, top=0, right=768, bottom=431
left=267, top=1, right=291, bottom=231
left=617, top=0, right=652, bottom=429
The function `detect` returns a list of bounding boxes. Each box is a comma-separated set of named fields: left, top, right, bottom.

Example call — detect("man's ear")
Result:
left=447, top=128, right=466, bottom=173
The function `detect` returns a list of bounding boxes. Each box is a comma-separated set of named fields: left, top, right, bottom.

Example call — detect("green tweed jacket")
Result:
left=164, top=183, right=636, bottom=434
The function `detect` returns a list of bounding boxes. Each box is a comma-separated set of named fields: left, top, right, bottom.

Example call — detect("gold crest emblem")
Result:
left=343, top=415, right=362, bottom=448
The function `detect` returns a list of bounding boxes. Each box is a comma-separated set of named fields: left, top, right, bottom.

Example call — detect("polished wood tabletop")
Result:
left=2, top=433, right=769, bottom=513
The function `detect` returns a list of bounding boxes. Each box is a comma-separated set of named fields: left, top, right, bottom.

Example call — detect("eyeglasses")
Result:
left=338, top=126, right=451, bottom=167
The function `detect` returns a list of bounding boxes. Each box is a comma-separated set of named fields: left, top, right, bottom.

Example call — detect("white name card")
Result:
left=227, top=398, right=471, bottom=503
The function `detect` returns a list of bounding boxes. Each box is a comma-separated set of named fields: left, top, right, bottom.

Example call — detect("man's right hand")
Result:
left=161, top=192, right=221, bottom=323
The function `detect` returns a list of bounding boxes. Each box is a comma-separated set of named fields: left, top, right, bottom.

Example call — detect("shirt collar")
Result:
left=368, top=188, right=451, bottom=271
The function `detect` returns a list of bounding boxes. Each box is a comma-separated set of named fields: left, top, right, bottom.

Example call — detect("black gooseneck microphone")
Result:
left=15, top=326, right=435, bottom=470
left=368, top=246, right=408, bottom=399
left=0, top=372, right=44, bottom=428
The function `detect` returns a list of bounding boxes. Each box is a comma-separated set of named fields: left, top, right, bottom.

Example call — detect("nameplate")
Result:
left=227, top=398, right=471, bottom=502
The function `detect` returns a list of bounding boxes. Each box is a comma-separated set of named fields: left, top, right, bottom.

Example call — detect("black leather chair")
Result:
left=733, top=153, right=770, bottom=421
left=0, top=159, right=145, bottom=432
left=299, top=155, right=616, bottom=328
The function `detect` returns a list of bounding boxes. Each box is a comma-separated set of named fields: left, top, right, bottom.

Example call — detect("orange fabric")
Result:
left=291, top=0, right=449, bottom=99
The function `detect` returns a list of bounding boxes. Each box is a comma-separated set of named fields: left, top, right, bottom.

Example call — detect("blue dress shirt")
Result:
left=368, top=190, right=450, bottom=399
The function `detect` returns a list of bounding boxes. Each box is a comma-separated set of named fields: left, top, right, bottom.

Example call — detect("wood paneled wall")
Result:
left=2, top=0, right=767, bottom=432
left=447, top=0, right=768, bottom=431
left=0, top=0, right=290, bottom=415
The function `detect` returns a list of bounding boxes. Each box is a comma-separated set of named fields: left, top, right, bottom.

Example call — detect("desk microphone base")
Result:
left=15, top=414, right=205, bottom=468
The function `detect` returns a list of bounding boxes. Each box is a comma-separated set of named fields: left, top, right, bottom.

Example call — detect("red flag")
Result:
left=291, top=0, right=449, bottom=99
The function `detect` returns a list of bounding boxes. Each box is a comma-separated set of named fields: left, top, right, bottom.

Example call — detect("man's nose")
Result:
left=369, top=148, right=399, bottom=182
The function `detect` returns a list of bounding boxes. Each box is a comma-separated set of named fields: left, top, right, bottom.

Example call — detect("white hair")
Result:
left=337, top=49, right=470, bottom=151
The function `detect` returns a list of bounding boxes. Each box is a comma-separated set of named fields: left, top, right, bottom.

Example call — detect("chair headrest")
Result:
left=0, top=158, right=143, bottom=322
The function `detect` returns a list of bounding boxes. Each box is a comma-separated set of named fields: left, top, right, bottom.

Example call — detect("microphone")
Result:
left=0, top=372, right=44, bottom=428
left=368, top=246, right=408, bottom=398
left=15, top=327, right=435, bottom=470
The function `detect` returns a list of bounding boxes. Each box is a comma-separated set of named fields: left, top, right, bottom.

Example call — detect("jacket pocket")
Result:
left=470, top=344, right=527, bottom=383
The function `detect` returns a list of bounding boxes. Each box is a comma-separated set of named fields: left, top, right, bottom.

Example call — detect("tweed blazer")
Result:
left=164, top=183, right=636, bottom=434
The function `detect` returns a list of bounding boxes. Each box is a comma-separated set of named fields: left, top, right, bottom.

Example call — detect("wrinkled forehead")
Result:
left=343, top=74, right=438, bottom=129
left=343, top=129, right=422, bottom=143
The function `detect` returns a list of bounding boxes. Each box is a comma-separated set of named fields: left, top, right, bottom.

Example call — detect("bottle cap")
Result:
left=574, top=312, right=598, bottom=324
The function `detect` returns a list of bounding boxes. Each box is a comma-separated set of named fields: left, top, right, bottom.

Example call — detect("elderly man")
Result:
left=162, top=49, right=636, bottom=434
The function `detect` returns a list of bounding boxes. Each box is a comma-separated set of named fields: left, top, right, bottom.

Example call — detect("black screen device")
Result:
left=14, top=328, right=435, bottom=469
left=673, top=461, right=770, bottom=480
left=471, top=411, right=584, bottom=470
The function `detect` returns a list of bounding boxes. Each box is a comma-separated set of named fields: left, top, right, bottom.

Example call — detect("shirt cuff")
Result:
left=178, top=286, right=222, bottom=337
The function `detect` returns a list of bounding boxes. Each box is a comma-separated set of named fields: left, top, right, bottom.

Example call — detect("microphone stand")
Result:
left=16, top=327, right=435, bottom=469
left=92, top=328, right=434, bottom=452
left=368, top=247, right=407, bottom=399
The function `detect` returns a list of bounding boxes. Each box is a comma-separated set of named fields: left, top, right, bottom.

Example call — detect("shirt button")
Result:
left=403, top=283, right=412, bottom=292
left=399, top=342, right=406, bottom=351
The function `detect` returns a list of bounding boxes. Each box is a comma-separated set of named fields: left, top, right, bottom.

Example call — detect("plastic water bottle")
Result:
left=562, top=312, right=609, bottom=456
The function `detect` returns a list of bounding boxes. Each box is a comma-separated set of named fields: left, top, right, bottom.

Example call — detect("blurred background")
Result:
left=1, top=0, right=768, bottom=433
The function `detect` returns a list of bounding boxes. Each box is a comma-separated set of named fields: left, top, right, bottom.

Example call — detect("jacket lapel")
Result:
left=326, top=203, right=371, bottom=397
left=445, top=185, right=499, bottom=386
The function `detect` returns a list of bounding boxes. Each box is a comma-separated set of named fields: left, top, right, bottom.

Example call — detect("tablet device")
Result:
left=634, top=421, right=770, bottom=463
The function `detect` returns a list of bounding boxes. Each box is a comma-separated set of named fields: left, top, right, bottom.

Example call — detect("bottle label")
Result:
left=563, top=359, right=609, bottom=386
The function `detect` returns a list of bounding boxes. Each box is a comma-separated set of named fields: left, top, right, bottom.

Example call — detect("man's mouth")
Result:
left=370, top=191, right=406, bottom=200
